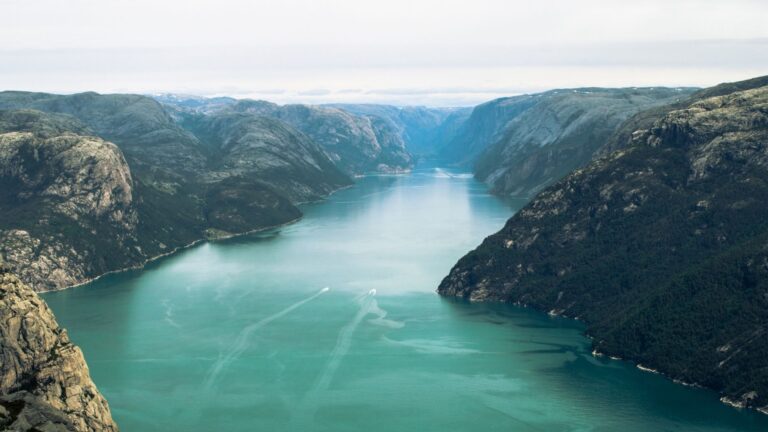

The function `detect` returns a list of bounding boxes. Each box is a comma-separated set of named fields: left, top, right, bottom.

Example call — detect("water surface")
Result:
left=44, top=166, right=768, bottom=431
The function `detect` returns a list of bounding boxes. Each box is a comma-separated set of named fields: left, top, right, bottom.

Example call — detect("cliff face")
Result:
left=0, top=110, right=142, bottom=291
left=183, top=112, right=349, bottom=202
left=220, top=101, right=414, bottom=175
left=438, top=95, right=538, bottom=165
left=159, top=96, right=417, bottom=174
left=0, top=265, right=117, bottom=431
left=327, top=104, right=471, bottom=156
left=438, top=79, right=768, bottom=411
left=0, top=92, right=352, bottom=292
left=0, top=92, right=209, bottom=180
left=473, top=88, right=696, bottom=197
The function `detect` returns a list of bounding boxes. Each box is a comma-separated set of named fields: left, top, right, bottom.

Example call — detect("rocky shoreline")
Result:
left=493, top=299, right=768, bottom=416
left=438, top=78, right=768, bottom=413
left=35, top=177, right=363, bottom=293
left=41, top=214, right=306, bottom=294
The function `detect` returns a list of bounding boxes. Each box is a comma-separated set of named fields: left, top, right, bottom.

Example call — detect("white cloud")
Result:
left=0, top=0, right=766, bottom=105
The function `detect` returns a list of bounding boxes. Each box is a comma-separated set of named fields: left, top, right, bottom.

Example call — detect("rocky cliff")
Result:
left=327, top=104, right=471, bottom=156
left=439, top=77, right=768, bottom=412
left=438, top=95, right=539, bottom=166
left=0, top=110, right=142, bottom=291
left=157, top=96, right=416, bottom=175
left=0, top=92, right=352, bottom=292
left=474, top=88, right=695, bottom=197
left=224, top=101, right=413, bottom=175
left=0, top=263, right=117, bottom=431
left=182, top=111, right=350, bottom=201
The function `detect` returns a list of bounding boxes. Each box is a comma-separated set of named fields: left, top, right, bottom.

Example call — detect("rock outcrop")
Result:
left=0, top=110, right=141, bottom=291
left=439, top=77, right=768, bottom=412
left=162, top=96, right=467, bottom=161
left=0, top=263, right=118, bottom=431
left=474, top=88, right=695, bottom=197
left=0, top=93, right=353, bottom=291
left=210, top=100, right=414, bottom=175
left=182, top=112, right=350, bottom=202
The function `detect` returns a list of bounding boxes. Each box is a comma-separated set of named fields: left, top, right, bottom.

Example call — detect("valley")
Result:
left=2, top=76, right=768, bottom=430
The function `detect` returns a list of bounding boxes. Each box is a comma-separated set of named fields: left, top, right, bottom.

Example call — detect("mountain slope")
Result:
left=327, top=104, right=471, bottom=156
left=0, top=91, right=208, bottom=179
left=0, top=92, right=352, bottom=291
left=438, top=95, right=538, bottom=165
left=0, top=263, right=117, bottom=431
left=473, top=88, right=696, bottom=197
left=438, top=78, right=768, bottom=411
left=0, top=110, right=142, bottom=291
left=0, top=92, right=215, bottom=262
left=182, top=111, right=351, bottom=202
left=212, top=100, right=414, bottom=175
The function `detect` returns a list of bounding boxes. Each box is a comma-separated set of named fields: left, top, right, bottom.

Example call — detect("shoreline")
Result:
left=40, top=168, right=395, bottom=294
left=43, top=215, right=304, bottom=294
left=584, top=314, right=767, bottom=416
left=455, top=295, right=768, bottom=417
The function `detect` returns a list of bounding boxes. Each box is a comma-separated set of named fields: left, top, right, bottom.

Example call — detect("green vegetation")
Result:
left=439, top=77, right=768, bottom=409
left=163, top=97, right=415, bottom=175
left=472, top=88, right=696, bottom=197
left=0, top=92, right=354, bottom=290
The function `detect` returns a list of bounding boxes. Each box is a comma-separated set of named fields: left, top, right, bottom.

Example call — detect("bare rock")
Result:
left=0, top=269, right=117, bottom=431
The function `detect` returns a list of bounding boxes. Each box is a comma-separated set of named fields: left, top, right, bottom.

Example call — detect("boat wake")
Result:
left=202, top=287, right=330, bottom=390
left=292, top=289, right=381, bottom=427
left=313, top=289, right=376, bottom=394
left=161, top=299, right=181, bottom=329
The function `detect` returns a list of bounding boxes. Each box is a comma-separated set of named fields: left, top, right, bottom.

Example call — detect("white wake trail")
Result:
left=203, top=287, right=330, bottom=390
left=161, top=299, right=181, bottom=329
left=314, top=290, right=374, bottom=392
left=292, top=290, right=378, bottom=427
left=367, top=298, right=405, bottom=329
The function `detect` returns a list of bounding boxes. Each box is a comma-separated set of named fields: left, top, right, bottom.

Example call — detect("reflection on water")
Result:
left=44, top=166, right=768, bottom=432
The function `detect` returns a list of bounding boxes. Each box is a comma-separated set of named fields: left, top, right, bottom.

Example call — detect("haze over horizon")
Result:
left=2, top=0, right=767, bottom=106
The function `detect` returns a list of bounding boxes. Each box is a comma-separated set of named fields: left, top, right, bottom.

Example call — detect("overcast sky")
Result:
left=1, top=0, right=767, bottom=106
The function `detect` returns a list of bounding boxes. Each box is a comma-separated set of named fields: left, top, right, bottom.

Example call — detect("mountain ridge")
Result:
left=437, top=87, right=698, bottom=197
left=438, top=76, right=768, bottom=412
left=0, top=92, right=353, bottom=291
left=157, top=96, right=416, bottom=175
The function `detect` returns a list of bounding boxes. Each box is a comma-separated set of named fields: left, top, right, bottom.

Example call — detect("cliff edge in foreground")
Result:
left=0, top=261, right=117, bottom=431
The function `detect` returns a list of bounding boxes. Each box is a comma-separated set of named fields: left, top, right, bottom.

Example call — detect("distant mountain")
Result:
left=438, top=76, right=768, bottom=412
left=474, top=88, right=696, bottom=197
left=153, top=93, right=236, bottom=114
left=0, top=92, right=351, bottom=291
left=223, top=100, right=414, bottom=175
left=179, top=111, right=350, bottom=203
left=327, top=104, right=471, bottom=156
left=438, top=88, right=697, bottom=196
left=0, top=263, right=117, bottom=431
left=438, top=94, right=540, bottom=166
left=157, top=96, right=415, bottom=175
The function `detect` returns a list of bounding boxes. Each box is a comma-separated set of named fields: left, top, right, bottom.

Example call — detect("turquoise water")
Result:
left=44, top=166, right=768, bottom=431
